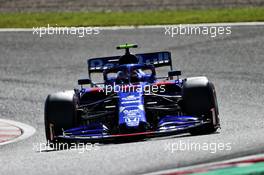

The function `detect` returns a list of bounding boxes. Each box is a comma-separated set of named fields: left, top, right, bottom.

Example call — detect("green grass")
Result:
left=0, top=7, right=264, bottom=28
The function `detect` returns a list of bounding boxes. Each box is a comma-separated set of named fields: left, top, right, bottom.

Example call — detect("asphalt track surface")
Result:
left=0, top=25, right=264, bottom=175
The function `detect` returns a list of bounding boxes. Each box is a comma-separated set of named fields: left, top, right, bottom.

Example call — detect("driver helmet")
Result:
left=119, top=54, right=138, bottom=65
left=116, top=53, right=139, bottom=83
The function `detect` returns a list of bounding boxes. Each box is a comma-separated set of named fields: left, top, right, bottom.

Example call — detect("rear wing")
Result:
left=87, top=51, right=172, bottom=76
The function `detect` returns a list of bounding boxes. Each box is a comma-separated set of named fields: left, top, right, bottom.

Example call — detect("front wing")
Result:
left=55, top=119, right=210, bottom=143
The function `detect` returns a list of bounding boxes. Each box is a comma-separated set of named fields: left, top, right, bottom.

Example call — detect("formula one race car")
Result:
left=45, top=44, right=220, bottom=143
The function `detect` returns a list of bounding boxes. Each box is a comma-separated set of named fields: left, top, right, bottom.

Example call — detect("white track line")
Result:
left=0, top=119, right=36, bottom=146
left=145, top=153, right=264, bottom=175
left=0, top=22, right=263, bottom=32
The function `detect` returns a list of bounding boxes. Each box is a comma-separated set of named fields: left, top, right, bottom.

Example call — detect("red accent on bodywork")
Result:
left=154, top=81, right=175, bottom=86
left=88, top=87, right=104, bottom=93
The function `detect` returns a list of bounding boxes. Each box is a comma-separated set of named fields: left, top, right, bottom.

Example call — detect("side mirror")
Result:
left=78, top=78, right=91, bottom=85
left=168, top=70, right=181, bottom=77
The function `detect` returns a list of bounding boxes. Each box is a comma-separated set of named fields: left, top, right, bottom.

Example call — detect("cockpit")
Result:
left=104, top=64, right=156, bottom=85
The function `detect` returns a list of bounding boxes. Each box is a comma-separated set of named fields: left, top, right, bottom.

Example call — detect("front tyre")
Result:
left=44, top=90, right=78, bottom=143
left=182, top=77, right=220, bottom=135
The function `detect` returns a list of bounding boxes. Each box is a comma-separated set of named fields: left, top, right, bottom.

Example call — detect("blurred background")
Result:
left=0, top=0, right=264, bottom=27
left=0, top=0, right=264, bottom=12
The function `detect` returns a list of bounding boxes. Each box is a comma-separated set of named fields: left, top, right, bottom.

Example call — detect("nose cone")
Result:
left=118, top=92, right=147, bottom=132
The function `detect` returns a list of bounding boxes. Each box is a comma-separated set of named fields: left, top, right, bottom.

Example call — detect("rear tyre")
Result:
left=182, top=77, right=220, bottom=135
left=44, top=90, right=77, bottom=143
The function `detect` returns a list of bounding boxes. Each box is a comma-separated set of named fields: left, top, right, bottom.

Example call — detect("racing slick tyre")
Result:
left=44, top=90, right=78, bottom=143
left=182, top=77, right=220, bottom=135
